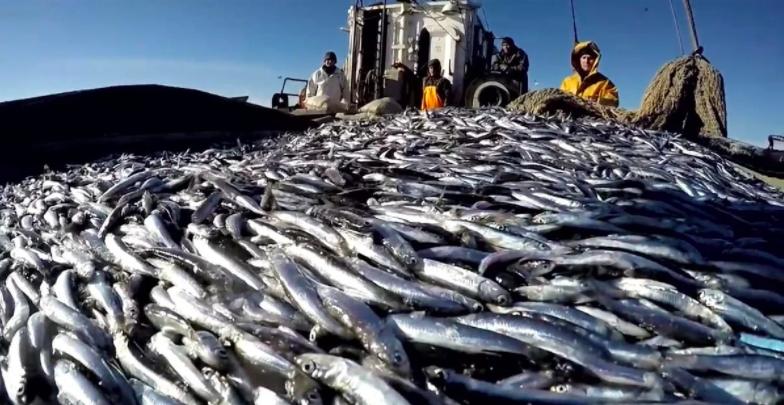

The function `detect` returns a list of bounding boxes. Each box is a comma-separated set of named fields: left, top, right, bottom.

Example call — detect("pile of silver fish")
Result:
left=1, top=107, right=784, bottom=405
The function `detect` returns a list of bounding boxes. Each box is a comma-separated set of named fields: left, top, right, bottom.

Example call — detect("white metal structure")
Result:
left=345, top=0, right=496, bottom=107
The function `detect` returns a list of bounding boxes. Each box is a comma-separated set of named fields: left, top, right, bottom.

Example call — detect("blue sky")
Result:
left=0, top=1, right=781, bottom=145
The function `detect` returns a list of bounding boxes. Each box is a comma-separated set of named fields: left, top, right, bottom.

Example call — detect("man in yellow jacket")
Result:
left=560, top=41, right=619, bottom=107
left=421, top=59, right=451, bottom=111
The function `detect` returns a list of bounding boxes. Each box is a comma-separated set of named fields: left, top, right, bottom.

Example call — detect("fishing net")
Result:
left=508, top=55, right=727, bottom=138
left=507, top=88, right=634, bottom=122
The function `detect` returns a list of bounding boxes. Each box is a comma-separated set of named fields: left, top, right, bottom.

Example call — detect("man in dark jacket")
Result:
left=492, top=37, right=529, bottom=94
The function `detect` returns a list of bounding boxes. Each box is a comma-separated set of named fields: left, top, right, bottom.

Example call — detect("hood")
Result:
left=498, top=37, right=519, bottom=55
left=570, top=41, right=601, bottom=77
left=427, top=59, right=442, bottom=77
left=500, top=37, right=517, bottom=53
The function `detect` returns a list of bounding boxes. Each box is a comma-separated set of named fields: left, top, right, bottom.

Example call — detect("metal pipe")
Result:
left=570, top=0, right=579, bottom=44
left=348, top=5, right=359, bottom=104
left=681, top=0, right=701, bottom=52
left=377, top=0, right=389, bottom=99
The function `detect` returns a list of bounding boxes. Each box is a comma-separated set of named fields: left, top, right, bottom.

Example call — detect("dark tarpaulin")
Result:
left=0, top=84, right=316, bottom=182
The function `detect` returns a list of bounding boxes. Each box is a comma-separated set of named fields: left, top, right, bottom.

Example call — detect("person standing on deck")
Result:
left=421, top=59, right=451, bottom=111
left=306, top=51, right=348, bottom=106
left=492, top=37, right=530, bottom=94
left=560, top=41, right=619, bottom=107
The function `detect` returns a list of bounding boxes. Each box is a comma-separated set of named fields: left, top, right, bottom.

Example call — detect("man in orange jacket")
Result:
left=421, top=59, right=451, bottom=111
left=560, top=41, right=619, bottom=107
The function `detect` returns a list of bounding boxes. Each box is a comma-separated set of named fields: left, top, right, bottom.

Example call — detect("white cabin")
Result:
left=345, top=0, right=494, bottom=107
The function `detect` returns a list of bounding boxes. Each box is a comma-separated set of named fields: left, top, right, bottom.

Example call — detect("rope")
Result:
left=569, top=0, right=579, bottom=44
left=481, top=6, right=491, bottom=32
left=667, top=0, right=686, bottom=55
left=411, top=1, right=461, bottom=43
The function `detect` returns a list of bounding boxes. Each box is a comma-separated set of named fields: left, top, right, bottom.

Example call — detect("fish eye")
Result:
left=301, top=360, right=316, bottom=374
left=393, top=352, right=403, bottom=364
left=433, top=368, right=447, bottom=379
left=472, top=303, right=484, bottom=312
left=407, top=257, right=417, bottom=265
left=307, top=391, right=320, bottom=401
left=497, top=295, right=509, bottom=306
